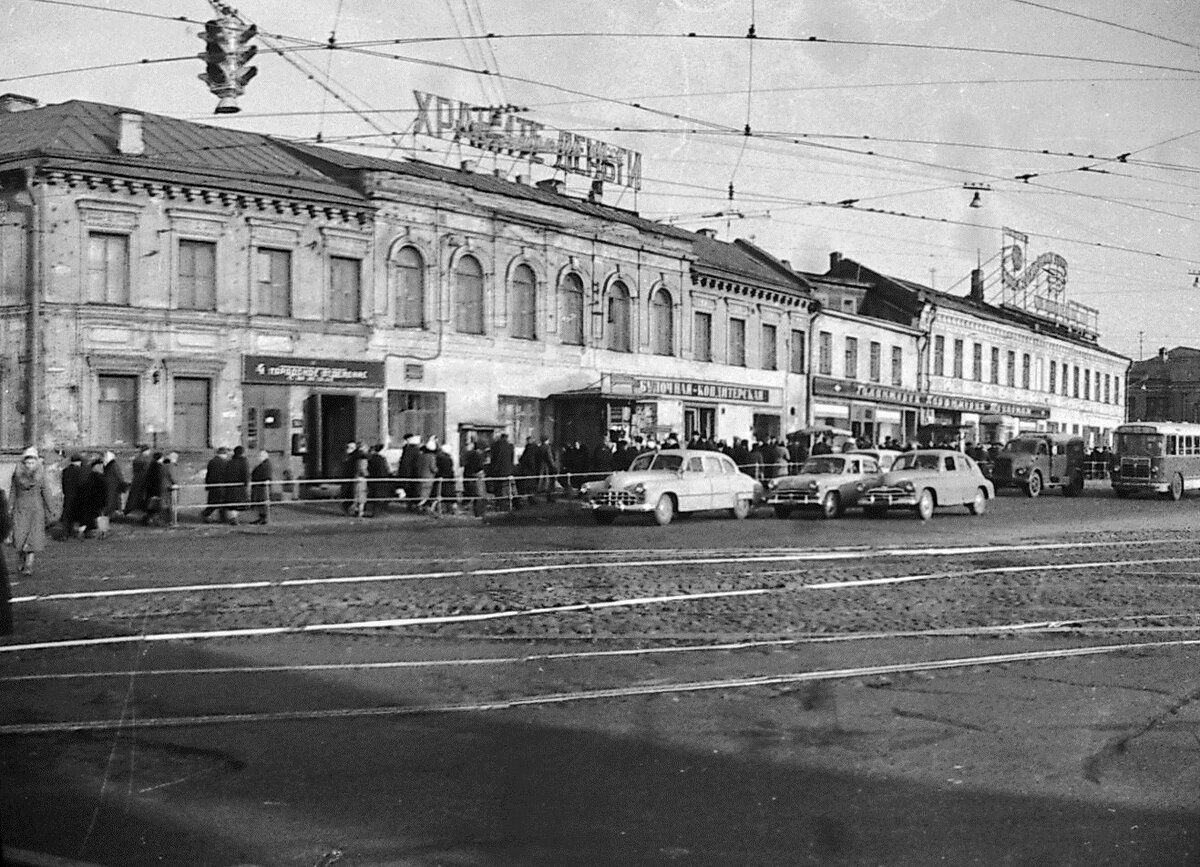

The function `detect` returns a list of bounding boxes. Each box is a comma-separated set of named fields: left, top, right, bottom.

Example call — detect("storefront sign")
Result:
left=242, top=355, right=384, bottom=388
left=412, top=90, right=643, bottom=190
left=633, top=377, right=772, bottom=404
left=812, top=376, right=1049, bottom=419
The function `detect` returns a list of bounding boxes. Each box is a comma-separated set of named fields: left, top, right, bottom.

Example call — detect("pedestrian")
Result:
left=434, top=443, right=456, bottom=513
left=78, top=458, right=108, bottom=538
left=9, top=447, right=54, bottom=576
left=516, top=436, right=538, bottom=506
left=462, top=438, right=488, bottom=517
left=249, top=449, right=273, bottom=525
left=125, top=444, right=153, bottom=517
left=561, top=440, right=586, bottom=495
left=730, top=437, right=751, bottom=470
left=59, top=452, right=87, bottom=540
left=415, top=437, right=438, bottom=511
left=201, top=446, right=230, bottom=523
left=0, top=487, right=12, bottom=634
left=489, top=433, right=516, bottom=507
left=140, top=452, right=163, bottom=525
left=101, top=450, right=128, bottom=524
left=340, top=441, right=364, bottom=514
left=366, top=444, right=393, bottom=514
left=534, top=436, right=561, bottom=503
left=396, top=433, right=422, bottom=511
left=223, top=446, right=250, bottom=525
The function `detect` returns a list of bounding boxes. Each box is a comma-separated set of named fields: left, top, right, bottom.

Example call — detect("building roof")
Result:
left=0, top=99, right=369, bottom=208
left=689, top=235, right=810, bottom=296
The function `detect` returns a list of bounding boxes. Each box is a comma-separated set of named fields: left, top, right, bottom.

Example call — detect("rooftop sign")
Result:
left=412, top=90, right=643, bottom=190
left=1000, top=226, right=1097, bottom=336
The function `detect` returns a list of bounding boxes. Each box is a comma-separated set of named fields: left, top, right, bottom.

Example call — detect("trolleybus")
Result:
left=1110, top=422, right=1200, bottom=500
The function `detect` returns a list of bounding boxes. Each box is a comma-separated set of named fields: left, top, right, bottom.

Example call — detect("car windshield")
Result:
left=628, top=453, right=684, bottom=472
left=893, top=453, right=941, bottom=471
left=800, top=457, right=844, bottom=474
left=1003, top=440, right=1039, bottom=454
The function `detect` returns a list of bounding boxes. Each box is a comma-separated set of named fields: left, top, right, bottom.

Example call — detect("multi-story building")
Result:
left=0, top=96, right=813, bottom=482
left=1127, top=347, right=1200, bottom=422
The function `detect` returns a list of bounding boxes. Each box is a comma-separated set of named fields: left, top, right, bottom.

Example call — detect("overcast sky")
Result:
left=4, top=0, right=1198, bottom=360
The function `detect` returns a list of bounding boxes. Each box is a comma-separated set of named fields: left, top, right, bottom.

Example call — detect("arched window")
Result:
left=606, top=280, right=631, bottom=353
left=650, top=287, right=673, bottom=356
left=511, top=263, right=537, bottom=340
left=560, top=273, right=584, bottom=346
left=393, top=245, right=425, bottom=328
left=455, top=254, right=484, bottom=334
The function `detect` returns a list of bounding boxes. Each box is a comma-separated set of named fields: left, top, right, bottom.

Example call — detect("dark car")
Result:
left=989, top=434, right=1085, bottom=497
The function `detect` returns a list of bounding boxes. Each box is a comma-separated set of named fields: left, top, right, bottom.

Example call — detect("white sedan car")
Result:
left=766, top=453, right=885, bottom=519
left=583, top=448, right=762, bottom=525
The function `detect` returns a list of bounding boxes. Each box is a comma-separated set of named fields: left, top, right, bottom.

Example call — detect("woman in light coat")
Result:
left=9, top=447, right=55, bottom=576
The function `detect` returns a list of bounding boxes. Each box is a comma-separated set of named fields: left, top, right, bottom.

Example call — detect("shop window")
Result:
left=729, top=317, right=746, bottom=367
left=498, top=395, right=544, bottom=445
left=606, top=281, right=631, bottom=352
left=845, top=336, right=858, bottom=379
left=869, top=341, right=881, bottom=382
left=393, top=245, right=425, bottom=328
left=455, top=254, right=485, bottom=334
left=560, top=273, right=584, bottom=345
left=387, top=390, right=445, bottom=445
left=694, top=312, right=713, bottom=362
left=818, top=331, right=832, bottom=375
left=891, top=346, right=902, bottom=387
left=511, top=263, right=537, bottom=340
left=933, top=335, right=944, bottom=377
left=790, top=329, right=806, bottom=374
left=87, top=232, right=130, bottom=305
left=761, top=324, right=777, bottom=371
left=256, top=248, right=292, bottom=317
left=172, top=377, right=210, bottom=448
left=650, top=288, right=673, bottom=356
left=329, top=255, right=361, bottom=322
left=97, top=374, right=137, bottom=446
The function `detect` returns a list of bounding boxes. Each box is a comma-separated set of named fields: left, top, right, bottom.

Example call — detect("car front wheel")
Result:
left=1025, top=471, right=1042, bottom=498
left=820, top=491, right=841, bottom=519
left=915, top=489, right=935, bottom=521
left=730, top=498, right=752, bottom=520
left=653, top=494, right=675, bottom=526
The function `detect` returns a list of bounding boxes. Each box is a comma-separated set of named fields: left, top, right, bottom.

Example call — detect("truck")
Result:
left=988, top=434, right=1086, bottom=497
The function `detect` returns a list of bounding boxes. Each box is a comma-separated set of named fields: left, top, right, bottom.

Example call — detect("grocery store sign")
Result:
left=412, top=90, right=643, bottom=190
left=812, top=376, right=1049, bottom=419
left=243, top=355, right=384, bottom=388
left=634, top=377, right=772, bottom=404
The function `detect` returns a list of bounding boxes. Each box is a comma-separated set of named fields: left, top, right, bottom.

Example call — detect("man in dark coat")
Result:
left=534, top=436, right=561, bottom=502
left=126, top=444, right=153, bottom=516
left=590, top=441, right=613, bottom=483
left=516, top=437, right=539, bottom=506
left=140, top=452, right=164, bottom=526
left=396, top=434, right=422, bottom=511
left=60, top=452, right=87, bottom=539
left=434, top=444, right=456, bottom=513
left=463, top=439, right=488, bottom=517
left=223, top=446, right=250, bottom=525
left=250, top=449, right=273, bottom=525
left=201, top=447, right=230, bottom=523
left=101, top=451, right=128, bottom=520
left=79, top=458, right=108, bottom=537
left=488, top=433, right=516, bottom=507
left=366, top=444, right=394, bottom=514
left=730, top=438, right=751, bottom=470
left=561, top=441, right=586, bottom=495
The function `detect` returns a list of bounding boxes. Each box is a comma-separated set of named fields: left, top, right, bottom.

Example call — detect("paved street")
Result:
left=3, top=485, right=1200, bottom=865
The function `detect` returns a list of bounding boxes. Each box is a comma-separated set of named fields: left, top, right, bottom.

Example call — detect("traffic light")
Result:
left=198, top=16, right=258, bottom=114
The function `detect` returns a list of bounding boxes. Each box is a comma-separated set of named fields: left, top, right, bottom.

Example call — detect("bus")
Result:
left=1111, top=422, right=1200, bottom=500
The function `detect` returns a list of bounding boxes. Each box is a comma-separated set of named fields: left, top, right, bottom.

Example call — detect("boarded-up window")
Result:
left=97, top=374, right=137, bottom=446
left=329, top=256, right=361, bottom=322
left=512, top=263, right=536, bottom=340
left=256, top=248, right=291, bottom=317
left=394, top=246, right=424, bottom=328
left=650, top=288, right=673, bottom=356
left=178, top=239, right=216, bottom=310
left=173, top=377, right=210, bottom=448
left=87, top=232, right=129, bottom=305
left=455, top=255, right=485, bottom=334
left=559, top=273, right=584, bottom=345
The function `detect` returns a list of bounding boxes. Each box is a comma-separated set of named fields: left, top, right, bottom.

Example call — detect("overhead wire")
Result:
left=316, top=0, right=348, bottom=142
left=1002, top=0, right=1200, bottom=51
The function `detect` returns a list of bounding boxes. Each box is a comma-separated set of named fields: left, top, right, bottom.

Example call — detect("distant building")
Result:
left=1127, top=347, right=1200, bottom=422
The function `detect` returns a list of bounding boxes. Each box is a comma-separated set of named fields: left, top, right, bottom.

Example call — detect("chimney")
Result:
left=514, top=174, right=528, bottom=185
left=969, top=268, right=984, bottom=303
left=0, top=93, right=39, bottom=113
left=459, top=159, right=476, bottom=172
left=535, top=178, right=565, bottom=195
left=1159, top=347, right=1169, bottom=362
left=696, top=228, right=717, bottom=239
left=829, top=251, right=842, bottom=271
left=780, top=259, right=791, bottom=270
left=588, top=177, right=604, bottom=203
left=117, top=111, right=144, bottom=156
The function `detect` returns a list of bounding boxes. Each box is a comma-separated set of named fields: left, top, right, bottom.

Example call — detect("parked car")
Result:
left=989, top=434, right=1085, bottom=497
left=765, top=453, right=885, bottom=519
left=848, top=448, right=903, bottom=471
left=861, top=449, right=995, bottom=520
left=582, top=448, right=762, bottom=526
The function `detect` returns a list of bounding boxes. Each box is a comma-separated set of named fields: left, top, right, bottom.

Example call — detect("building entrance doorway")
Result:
left=684, top=406, right=715, bottom=441
left=303, top=393, right=380, bottom=479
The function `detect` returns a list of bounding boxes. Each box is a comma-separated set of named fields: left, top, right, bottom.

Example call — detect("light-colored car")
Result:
left=582, top=448, right=762, bottom=526
left=848, top=449, right=903, bottom=471
left=861, top=449, right=995, bottom=520
left=765, top=454, right=885, bottom=519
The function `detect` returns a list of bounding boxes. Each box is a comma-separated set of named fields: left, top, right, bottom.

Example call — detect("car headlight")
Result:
left=1015, top=467, right=1027, bottom=476
left=807, top=480, right=819, bottom=491
left=579, top=482, right=591, bottom=496
left=900, top=480, right=915, bottom=492
left=766, top=479, right=777, bottom=490
left=631, top=483, right=646, bottom=496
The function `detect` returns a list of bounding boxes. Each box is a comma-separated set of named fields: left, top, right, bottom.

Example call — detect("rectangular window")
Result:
left=790, top=329, right=806, bottom=374
left=87, top=232, right=130, bottom=304
left=729, top=317, right=746, bottom=367
left=97, top=374, right=137, bottom=445
left=818, top=331, right=832, bottom=375
left=1084, top=368, right=1091, bottom=400
left=869, top=341, right=881, bottom=382
left=845, top=336, right=858, bottom=380
left=498, top=395, right=544, bottom=446
left=761, top=324, right=777, bottom=371
left=972, top=343, right=983, bottom=381
left=933, top=335, right=945, bottom=377
left=891, top=346, right=902, bottom=387
left=694, top=312, right=712, bottom=362
left=1095, top=371, right=1102, bottom=403
left=952, top=339, right=964, bottom=379
left=1049, top=360, right=1057, bottom=393
left=388, top=390, right=446, bottom=445
left=1104, top=373, right=1111, bottom=404
left=172, top=377, right=210, bottom=448
left=1114, top=377, right=1120, bottom=407
left=329, top=256, right=361, bottom=322
left=1022, top=353, right=1031, bottom=389
left=1006, top=351, right=1016, bottom=387
left=177, top=239, right=216, bottom=311
left=990, top=347, right=1000, bottom=385
left=0, top=214, right=25, bottom=305
left=256, top=248, right=292, bottom=317
left=1073, top=366, right=1080, bottom=398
